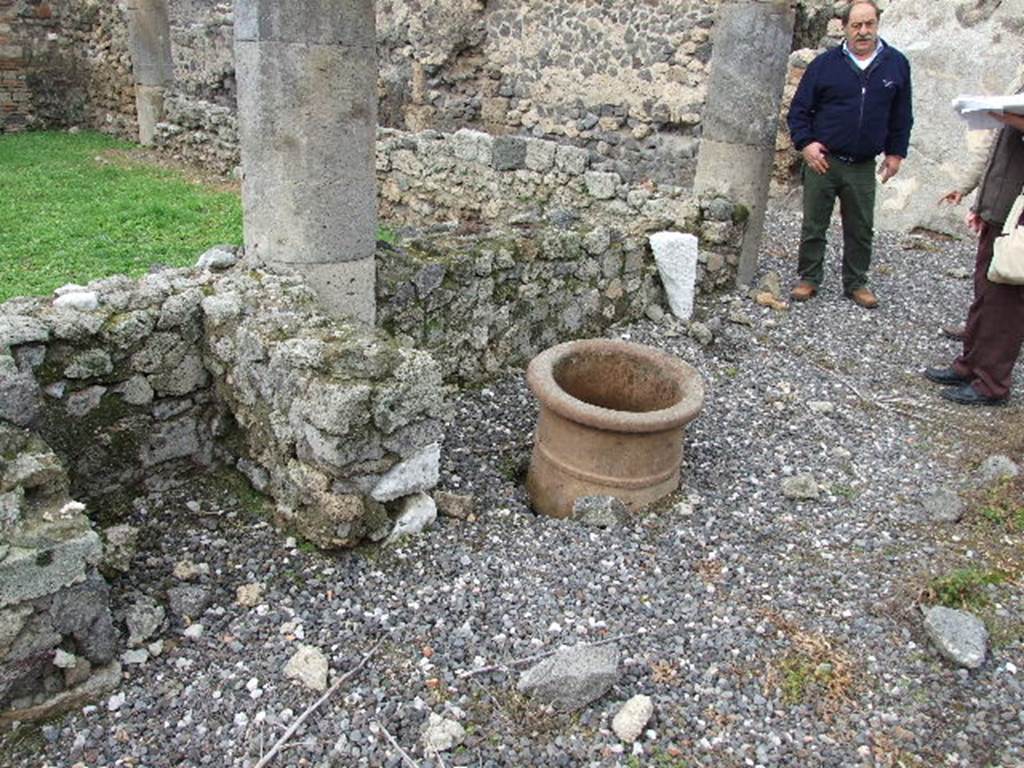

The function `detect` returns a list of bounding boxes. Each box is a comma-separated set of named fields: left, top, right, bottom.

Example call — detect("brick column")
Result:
left=0, top=0, right=28, bottom=132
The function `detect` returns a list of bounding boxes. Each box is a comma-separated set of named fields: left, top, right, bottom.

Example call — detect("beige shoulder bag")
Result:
left=988, top=193, right=1024, bottom=285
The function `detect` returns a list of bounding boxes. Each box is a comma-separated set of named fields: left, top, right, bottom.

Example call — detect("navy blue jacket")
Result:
left=787, top=41, right=913, bottom=161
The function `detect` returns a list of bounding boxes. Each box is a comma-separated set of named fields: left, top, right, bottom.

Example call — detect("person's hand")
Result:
left=939, top=190, right=964, bottom=205
left=966, top=210, right=984, bottom=235
left=989, top=111, right=1024, bottom=132
left=879, top=155, right=902, bottom=184
left=801, top=142, right=829, bottom=175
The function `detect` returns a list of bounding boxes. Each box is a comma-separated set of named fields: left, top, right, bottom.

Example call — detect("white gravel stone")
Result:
left=386, top=492, right=438, bottom=542
left=284, top=644, right=329, bottom=692
left=54, top=291, right=99, bottom=311
left=421, top=713, right=466, bottom=753
left=612, top=694, right=654, bottom=743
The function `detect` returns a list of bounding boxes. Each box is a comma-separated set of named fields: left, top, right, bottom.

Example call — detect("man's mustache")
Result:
left=855, top=34, right=875, bottom=41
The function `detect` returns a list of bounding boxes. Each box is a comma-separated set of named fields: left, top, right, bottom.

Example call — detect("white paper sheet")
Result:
left=951, top=94, right=1024, bottom=130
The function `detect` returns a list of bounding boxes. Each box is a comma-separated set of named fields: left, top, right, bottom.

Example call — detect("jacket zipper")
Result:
left=858, top=83, right=866, bottom=135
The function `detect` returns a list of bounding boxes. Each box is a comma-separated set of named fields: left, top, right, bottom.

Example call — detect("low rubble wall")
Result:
left=0, top=424, right=119, bottom=723
left=0, top=263, right=446, bottom=719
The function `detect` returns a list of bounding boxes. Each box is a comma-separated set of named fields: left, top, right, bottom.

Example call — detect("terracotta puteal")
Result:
left=525, top=338, right=704, bottom=518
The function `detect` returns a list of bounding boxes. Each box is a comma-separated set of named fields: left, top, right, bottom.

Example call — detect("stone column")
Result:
left=694, top=0, right=794, bottom=286
left=125, top=0, right=173, bottom=146
left=234, top=0, right=378, bottom=326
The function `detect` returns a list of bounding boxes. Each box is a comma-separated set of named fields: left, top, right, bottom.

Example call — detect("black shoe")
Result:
left=940, top=383, right=1007, bottom=406
left=941, top=325, right=966, bottom=342
left=923, top=367, right=970, bottom=386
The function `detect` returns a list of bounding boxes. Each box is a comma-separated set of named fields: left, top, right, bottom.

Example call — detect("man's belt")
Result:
left=830, top=153, right=873, bottom=164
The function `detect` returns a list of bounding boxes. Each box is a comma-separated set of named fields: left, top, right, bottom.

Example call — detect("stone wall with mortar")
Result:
left=7, top=0, right=851, bottom=183
left=0, top=262, right=446, bottom=718
left=0, top=424, right=119, bottom=722
left=0, top=0, right=136, bottom=135
left=374, top=126, right=746, bottom=381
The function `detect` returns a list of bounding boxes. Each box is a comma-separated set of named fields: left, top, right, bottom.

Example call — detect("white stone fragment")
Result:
left=195, top=245, right=238, bottom=271
left=236, top=582, right=264, bottom=607
left=386, top=492, right=438, bottom=542
left=612, top=694, right=654, bottom=743
left=54, top=291, right=99, bottom=311
left=283, top=644, right=329, bottom=692
left=54, top=283, right=89, bottom=296
left=649, top=232, right=699, bottom=320
left=371, top=443, right=441, bottom=502
left=421, top=713, right=466, bottom=753
left=53, top=649, right=78, bottom=669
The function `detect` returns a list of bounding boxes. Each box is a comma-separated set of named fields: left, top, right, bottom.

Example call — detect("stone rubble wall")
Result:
left=0, top=266, right=446, bottom=546
left=0, top=263, right=446, bottom=718
left=374, top=126, right=746, bottom=381
left=0, top=0, right=135, bottom=135
left=4, top=0, right=853, bottom=187
left=0, top=423, right=119, bottom=721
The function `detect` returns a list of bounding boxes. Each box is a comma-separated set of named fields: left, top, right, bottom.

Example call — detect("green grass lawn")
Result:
left=0, top=130, right=243, bottom=302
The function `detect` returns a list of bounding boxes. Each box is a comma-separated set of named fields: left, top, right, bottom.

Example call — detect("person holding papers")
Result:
left=786, top=0, right=913, bottom=310
left=926, top=67, right=1024, bottom=406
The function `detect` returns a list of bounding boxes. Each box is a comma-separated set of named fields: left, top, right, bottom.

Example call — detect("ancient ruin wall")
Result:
left=0, top=264, right=446, bottom=717
left=0, top=0, right=135, bottom=134
left=374, top=126, right=745, bottom=380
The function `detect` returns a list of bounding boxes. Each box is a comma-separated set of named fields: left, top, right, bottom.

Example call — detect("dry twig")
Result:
left=375, top=719, right=421, bottom=768
left=253, top=636, right=385, bottom=768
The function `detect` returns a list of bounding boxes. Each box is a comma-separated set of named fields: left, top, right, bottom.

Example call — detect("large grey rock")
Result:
left=0, top=524, right=103, bottom=609
left=923, top=606, right=989, bottom=669
left=49, top=573, right=117, bottom=664
left=878, top=1, right=1024, bottom=234
left=977, top=454, right=1020, bottom=486
left=781, top=473, right=820, bottom=500
left=517, top=643, right=620, bottom=712
left=921, top=488, right=966, bottom=523
left=0, top=315, right=49, bottom=347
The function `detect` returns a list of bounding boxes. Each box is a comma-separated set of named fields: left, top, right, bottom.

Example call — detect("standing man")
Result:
left=786, top=0, right=913, bottom=308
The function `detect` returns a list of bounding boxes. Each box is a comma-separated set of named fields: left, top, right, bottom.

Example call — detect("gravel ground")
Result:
left=5, top=207, right=1024, bottom=768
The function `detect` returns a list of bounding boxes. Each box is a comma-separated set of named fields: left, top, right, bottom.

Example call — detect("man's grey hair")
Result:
left=841, top=0, right=881, bottom=24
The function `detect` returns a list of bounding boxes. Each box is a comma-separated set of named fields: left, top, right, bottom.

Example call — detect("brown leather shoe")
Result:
left=847, top=287, right=878, bottom=309
left=942, top=324, right=966, bottom=342
left=790, top=282, right=818, bottom=302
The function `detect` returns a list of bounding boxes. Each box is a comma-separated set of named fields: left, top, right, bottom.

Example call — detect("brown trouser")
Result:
left=952, top=218, right=1024, bottom=399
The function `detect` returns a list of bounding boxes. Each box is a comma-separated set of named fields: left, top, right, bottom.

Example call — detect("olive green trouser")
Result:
left=797, top=158, right=876, bottom=293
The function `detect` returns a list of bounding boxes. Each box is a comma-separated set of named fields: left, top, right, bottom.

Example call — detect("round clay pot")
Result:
left=525, top=338, right=704, bottom=518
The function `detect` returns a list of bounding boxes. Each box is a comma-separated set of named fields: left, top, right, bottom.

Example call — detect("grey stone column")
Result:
left=125, top=0, right=173, bottom=146
left=234, top=0, right=378, bottom=326
left=694, top=0, right=794, bottom=286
